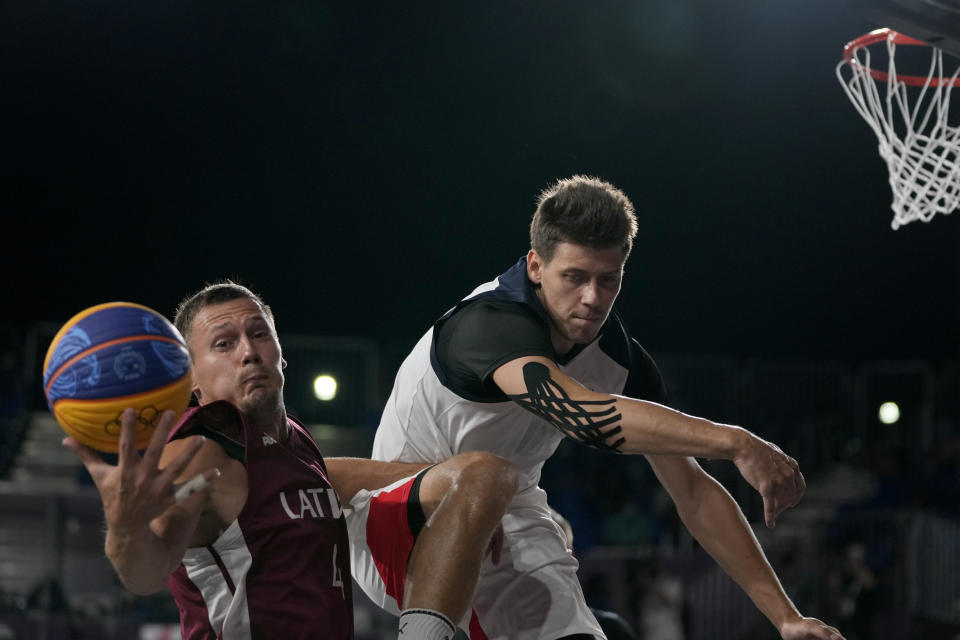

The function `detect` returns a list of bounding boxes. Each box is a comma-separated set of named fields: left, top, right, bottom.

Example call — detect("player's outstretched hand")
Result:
left=63, top=408, right=218, bottom=532
left=732, top=430, right=805, bottom=528
left=780, top=616, right=844, bottom=640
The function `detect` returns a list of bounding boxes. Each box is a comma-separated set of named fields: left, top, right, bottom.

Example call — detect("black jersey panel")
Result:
left=599, top=310, right=668, bottom=404
left=622, top=338, right=668, bottom=404
left=434, top=299, right=555, bottom=400
left=170, top=401, right=246, bottom=463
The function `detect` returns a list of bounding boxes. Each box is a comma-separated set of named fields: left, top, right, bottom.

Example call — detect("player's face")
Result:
left=187, top=298, right=286, bottom=418
left=527, top=242, right=625, bottom=354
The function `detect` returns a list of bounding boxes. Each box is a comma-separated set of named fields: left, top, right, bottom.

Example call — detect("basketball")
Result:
left=42, top=302, right=193, bottom=453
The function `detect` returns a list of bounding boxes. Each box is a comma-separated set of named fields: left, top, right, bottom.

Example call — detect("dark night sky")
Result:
left=4, top=0, right=959, bottom=370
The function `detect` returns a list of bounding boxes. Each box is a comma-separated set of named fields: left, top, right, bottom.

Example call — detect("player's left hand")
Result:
left=779, top=616, right=844, bottom=640
left=732, top=430, right=805, bottom=528
left=64, top=408, right=216, bottom=533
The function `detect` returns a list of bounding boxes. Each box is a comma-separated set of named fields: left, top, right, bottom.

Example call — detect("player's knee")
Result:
left=454, top=451, right=518, bottom=506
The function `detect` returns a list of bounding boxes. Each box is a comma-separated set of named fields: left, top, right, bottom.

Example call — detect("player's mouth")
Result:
left=243, top=374, right=270, bottom=387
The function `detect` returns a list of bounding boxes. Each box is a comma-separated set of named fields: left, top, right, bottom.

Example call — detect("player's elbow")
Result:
left=106, top=540, right=178, bottom=597
left=117, top=571, right=169, bottom=596
left=672, top=468, right=728, bottom=523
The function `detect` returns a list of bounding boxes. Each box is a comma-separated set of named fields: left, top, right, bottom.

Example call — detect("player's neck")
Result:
left=533, top=286, right=576, bottom=356
left=246, top=405, right=289, bottom=441
left=549, top=331, right=576, bottom=358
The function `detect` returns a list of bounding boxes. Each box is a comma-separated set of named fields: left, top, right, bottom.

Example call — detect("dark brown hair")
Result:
left=530, top=175, right=638, bottom=262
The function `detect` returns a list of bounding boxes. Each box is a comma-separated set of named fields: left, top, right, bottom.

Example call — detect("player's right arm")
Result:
left=491, top=355, right=804, bottom=527
left=64, top=408, right=222, bottom=595
left=324, top=458, right=432, bottom=504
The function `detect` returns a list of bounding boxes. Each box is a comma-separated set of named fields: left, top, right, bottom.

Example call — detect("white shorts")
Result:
left=346, top=478, right=605, bottom=640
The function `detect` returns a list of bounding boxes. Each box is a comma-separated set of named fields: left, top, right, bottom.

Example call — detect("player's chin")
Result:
left=565, top=323, right=601, bottom=345
left=241, top=387, right=282, bottom=411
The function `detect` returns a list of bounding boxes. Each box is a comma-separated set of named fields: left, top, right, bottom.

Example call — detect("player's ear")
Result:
left=281, top=357, right=287, bottom=370
left=191, top=368, right=202, bottom=402
left=527, top=249, right=544, bottom=285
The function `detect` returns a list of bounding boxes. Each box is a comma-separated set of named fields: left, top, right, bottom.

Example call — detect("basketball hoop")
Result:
left=836, top=28, right=960, bottom=229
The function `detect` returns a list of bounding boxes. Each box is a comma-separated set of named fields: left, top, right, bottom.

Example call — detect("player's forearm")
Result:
left=616, top=397, right=745, bottom=459
left=326, top=457, right=431, bottom=504
left=105, top=525, right=176, bottom=595
left=675, top=474, right=801, bottom=630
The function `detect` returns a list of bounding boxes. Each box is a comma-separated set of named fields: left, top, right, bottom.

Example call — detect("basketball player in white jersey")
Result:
left=353, top=176, right=845, bottom=640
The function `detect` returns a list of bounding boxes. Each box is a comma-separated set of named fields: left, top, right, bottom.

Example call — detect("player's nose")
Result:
left=580, top=281, right=600, bottom=306
left=239, top=334, right=263, bottom=365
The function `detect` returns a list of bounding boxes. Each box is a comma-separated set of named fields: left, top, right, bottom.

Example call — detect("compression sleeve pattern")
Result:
left=507, top=361, right=626, bottom=452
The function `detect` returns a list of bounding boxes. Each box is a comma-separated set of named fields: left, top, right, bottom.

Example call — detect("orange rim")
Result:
left=842, top=28, right=960, bottom=88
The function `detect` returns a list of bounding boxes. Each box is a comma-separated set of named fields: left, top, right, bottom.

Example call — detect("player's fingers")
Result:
left=814, top=620, right=844, bottom=640
left=141, top=410, right=178, bottom=469
left=775, top=455, right=801, bottom=510
left=171, top=469, right=220, bottom=503
left=762, top=485, right=783, bottom=529
left=158, top=435, right=208, bottom=483
left=792, top=464, right=806, bottom=507
left=763, top=500, right=776, bottom=528
left=116, top=408, right=140, bottom=469
left=814, top=626, right=844, bottom=640
left=62, top=437, right=109, bottom=481
left=782, top=618, right=845, bottom=640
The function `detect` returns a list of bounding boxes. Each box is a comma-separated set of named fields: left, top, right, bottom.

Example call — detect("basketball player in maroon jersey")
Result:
left=64, top=282, right=517, bottom=640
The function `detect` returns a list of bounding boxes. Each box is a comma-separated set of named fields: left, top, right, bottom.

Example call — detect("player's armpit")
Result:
left=493, top=355, right=627, bottom=453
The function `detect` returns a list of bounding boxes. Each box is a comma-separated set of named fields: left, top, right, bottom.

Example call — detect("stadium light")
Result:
left=878, top=401, right=900, bottom=424
left=313, top=374, right=338, bottom=401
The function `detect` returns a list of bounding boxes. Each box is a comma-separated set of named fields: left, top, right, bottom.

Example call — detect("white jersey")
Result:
left=365, top=258, right=666, bottom=640
left=372, top=325, right=632, bottom=496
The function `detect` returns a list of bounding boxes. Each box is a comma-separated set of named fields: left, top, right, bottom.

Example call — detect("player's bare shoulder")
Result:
left=159, top=408, right=248, bottom=547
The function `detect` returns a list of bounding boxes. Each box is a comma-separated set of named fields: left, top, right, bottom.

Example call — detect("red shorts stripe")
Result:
left=364, top=473, right=488, bottom=639
left=365, top=477, right=417, bottom=606
left=469, top=610, right=489, bottom=640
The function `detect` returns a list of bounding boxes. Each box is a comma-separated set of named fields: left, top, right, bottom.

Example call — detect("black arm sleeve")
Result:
left=435, top=299, right=555, bottom=399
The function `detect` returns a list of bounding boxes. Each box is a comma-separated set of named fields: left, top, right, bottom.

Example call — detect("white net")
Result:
left=836, top=29, right=960, bottom=229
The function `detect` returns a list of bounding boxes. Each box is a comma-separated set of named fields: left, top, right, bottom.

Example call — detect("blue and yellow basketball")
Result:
left=42, top=302, right=193, bottom=453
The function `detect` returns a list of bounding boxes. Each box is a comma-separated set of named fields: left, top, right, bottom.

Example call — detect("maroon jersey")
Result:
left=166, top=401, right=353, bottom=639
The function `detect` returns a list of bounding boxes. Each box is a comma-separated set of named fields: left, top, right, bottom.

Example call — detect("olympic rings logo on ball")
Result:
left=104, top=405, right=162, bottom=436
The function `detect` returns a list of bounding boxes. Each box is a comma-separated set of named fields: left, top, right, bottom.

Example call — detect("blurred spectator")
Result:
left=920, top=433, right=960, bottom=515
left=602, top=497, right=656, bottom=547
left=824, top=540, right=879, bottom=640
left=25, top=577, right=69, bottom=615
left=548, top=505, right=641, bottom=640
left=637, top=558, right=684, bottom=640
left=592, top=607, right=638, bottom=640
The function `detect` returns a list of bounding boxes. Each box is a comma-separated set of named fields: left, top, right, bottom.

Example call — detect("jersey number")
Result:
left=332, top=544, right=345, bottom=599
